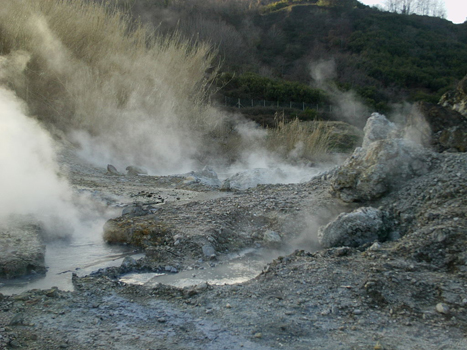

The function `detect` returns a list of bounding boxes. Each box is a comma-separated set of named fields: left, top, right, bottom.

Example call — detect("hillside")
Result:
left=115, top=0, right=467, bottom=119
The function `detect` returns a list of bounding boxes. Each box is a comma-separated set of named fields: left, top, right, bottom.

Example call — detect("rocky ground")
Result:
left=0, top=114, right=466, bottom=349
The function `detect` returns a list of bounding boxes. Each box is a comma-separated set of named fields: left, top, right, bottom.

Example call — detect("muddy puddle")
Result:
left=120, top=248, right=278, bottom=288
left=0, top=234, right=143, bottom=295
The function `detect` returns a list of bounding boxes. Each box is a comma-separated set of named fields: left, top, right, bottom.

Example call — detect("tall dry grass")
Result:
left=0, top=0, right=225, bottom=172
left=266, top=115, right=351, bottom=161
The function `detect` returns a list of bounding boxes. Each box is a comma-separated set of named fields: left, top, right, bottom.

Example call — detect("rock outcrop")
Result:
left=331, top=113, right=431, bottom=202
left=413, top=102, right=467, bottom=152
left=439, top=75, right=467, bottom=117
left=0, top=218, right=46, bottom=279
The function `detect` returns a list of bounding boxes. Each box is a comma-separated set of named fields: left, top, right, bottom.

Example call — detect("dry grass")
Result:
left=266, top=115, right=357, bottom=161
left=0, top=0, right=219, bottom=133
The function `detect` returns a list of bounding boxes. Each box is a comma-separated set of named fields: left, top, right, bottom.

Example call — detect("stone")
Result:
left=180, top=166, right=222, bottom=188
left=331, top=114, right=430, bottom=202
left=103, top=215, right=170, bottom=247
left=436, top=303, right=450, bottom=315
left=0, top=217, right=46, bottom=279
left=202, top=244, right=216, bottom=257
left=126, top=166, right=148, bottom=176
left=106, top=164, right=122, bottom=175
left=318, top=207, right=390, bottom=248
left=165, top=266, right=178, bottom=273
left=121, top=256, right=137, bottom=269
left=263, top=230, right=282, bottom=244
left=122, top=203, right=148, bottom=217
left=362, top=113, right=397, bottom=148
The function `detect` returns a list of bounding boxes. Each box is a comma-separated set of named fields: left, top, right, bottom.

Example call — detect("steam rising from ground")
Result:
left=0, top=87, right=77, bottom=237
left=311, top=59, right=370, bottom=127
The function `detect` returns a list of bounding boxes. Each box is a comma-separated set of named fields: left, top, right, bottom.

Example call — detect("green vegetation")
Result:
left=118, top=0, right=467, bottom=116
left=218, top=72, right=328, bottom=104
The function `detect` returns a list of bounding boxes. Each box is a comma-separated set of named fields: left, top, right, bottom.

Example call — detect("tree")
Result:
left=384, top=0, right=446, bottom=18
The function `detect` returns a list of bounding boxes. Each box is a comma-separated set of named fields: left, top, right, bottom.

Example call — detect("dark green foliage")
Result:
left=113, top=0, right=467, bottom=114
left=218, top=72, right=328, bottom=104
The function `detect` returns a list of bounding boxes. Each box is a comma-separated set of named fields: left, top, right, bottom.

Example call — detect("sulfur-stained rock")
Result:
left=103, top=215, right=171, bottom=248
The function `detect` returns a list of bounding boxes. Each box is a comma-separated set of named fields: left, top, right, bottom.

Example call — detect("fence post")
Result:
left=237, top=98, right=241, bottom=108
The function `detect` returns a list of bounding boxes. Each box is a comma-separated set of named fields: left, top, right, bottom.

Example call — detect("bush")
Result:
left=219, top=72, right=328, bottom=104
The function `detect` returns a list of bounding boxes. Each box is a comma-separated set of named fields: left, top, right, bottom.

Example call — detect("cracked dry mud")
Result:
left=0, top=145, right=466, bottom=350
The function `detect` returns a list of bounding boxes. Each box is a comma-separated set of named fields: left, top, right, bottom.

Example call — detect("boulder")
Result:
left=126, top=166, right=148, bottom=176
left=318, top=207, right=390, bottom=248
left=0, top=217, right=46, bottom=279
left=331, top=114, right=430, bottom=202
left=103, top=215, right=171, bottom=247
left=106, top=164, right=122, bottom=175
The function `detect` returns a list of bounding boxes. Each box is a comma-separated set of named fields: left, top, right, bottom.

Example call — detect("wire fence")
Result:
left=221, top=96, right=334, bottom=112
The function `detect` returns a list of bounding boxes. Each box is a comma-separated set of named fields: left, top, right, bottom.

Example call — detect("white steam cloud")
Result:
left=310, top=59, right=370, bottom=126
left=0, top=87, right=77, bottom=235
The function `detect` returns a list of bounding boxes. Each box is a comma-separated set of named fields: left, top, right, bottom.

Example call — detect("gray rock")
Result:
left=436, top=303, right=450, bottom=315
left=122, top=203, right=148, bottom=217
left=0, top=217, right=46, bottom=279
left=106, top=164, right=122, bottom=175
left=165, top=266, right=178, bottom=273
left=121, top=256, right=137, bottom=269
left=202, top=244, right=216, bottom=257
left=362, top=113, right=398, bottom=148
left=126, top=166, right=148, bottom=176
left=181, top=166, right=221, bottom=188
left=263, top=230, right=282, bottom=244
left=318, top=207, right=389, bottom=248
left=331, top=114, right=430, bottom=202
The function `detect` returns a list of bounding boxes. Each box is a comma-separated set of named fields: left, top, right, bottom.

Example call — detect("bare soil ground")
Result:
left=0, top=144, right=466, bottom=349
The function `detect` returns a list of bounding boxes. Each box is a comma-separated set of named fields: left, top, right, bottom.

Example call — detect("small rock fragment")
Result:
left=436, top=303, right=450, bottom=314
